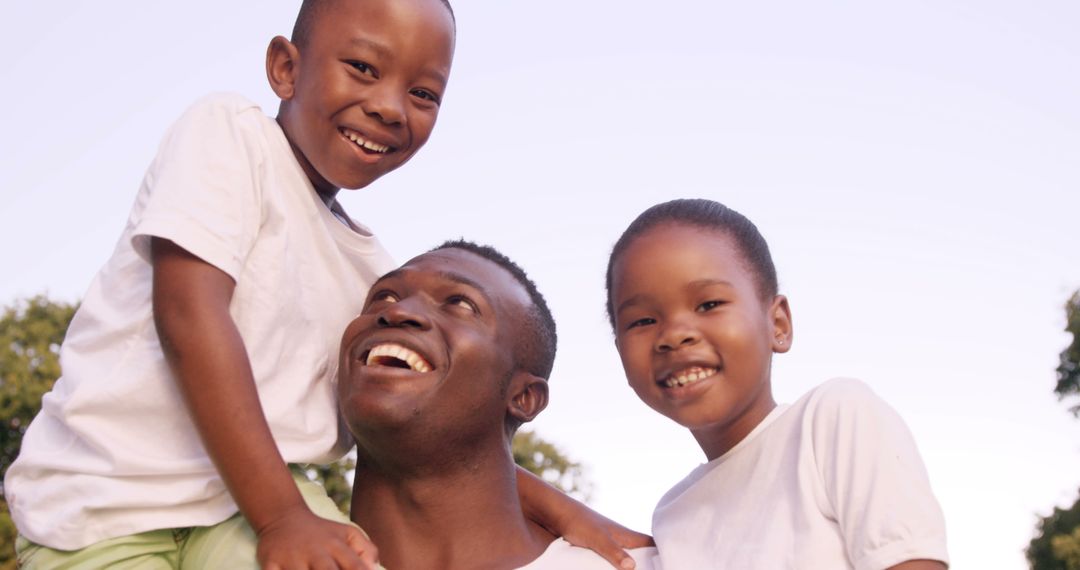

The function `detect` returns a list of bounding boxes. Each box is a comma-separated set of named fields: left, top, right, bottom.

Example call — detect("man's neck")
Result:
left=350, top=452, right=555, bottom=570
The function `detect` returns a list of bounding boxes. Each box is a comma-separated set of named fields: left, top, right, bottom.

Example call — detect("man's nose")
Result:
left=376, top=299, right=429, bottom=329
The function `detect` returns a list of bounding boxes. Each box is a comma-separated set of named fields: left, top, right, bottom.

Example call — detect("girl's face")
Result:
left=610, top=223, right=792, bottom=459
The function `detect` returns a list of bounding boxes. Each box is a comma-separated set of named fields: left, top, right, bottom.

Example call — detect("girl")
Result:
left=605, top=199, right=948, bottom=569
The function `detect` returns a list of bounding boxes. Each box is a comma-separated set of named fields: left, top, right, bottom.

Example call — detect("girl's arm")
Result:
left=152, top=238, right=378, bottom=570
left=516, top=466, right=653, bottom=569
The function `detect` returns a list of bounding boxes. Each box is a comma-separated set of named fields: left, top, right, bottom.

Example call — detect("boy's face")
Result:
left=273, top=0, right=455, bottom=194
left=610, top=224, right=790, bottom=457
left=337, top=249, right=535, bottom=445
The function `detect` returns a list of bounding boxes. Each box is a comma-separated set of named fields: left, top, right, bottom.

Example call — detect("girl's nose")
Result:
left=655, top=321, right=701, bottom=352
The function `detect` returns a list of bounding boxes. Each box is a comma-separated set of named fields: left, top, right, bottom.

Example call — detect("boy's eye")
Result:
left=347, top=61, right=377, bottom=78
left=410, top=88, right=441, bottom=105
left=446, top=295, right=479, bottom=314
left=626, top=317, right=656, bottom=330
left=697, top=300, right=726, bottom=312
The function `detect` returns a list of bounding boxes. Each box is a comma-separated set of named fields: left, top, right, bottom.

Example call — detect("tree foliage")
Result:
left=1030, top=493, right=1080, bottom=570
left=0, top=296, right=78, bottom=481
left=1057, top=291, right=1080, bottom=417
left=1029, top=289, right=1080, bottom=569
left=0, top=295, right=79, bottom=569
left=513, top=430, right=591, bottom=500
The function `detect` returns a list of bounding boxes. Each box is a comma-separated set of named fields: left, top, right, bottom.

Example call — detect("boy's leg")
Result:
left=180, top=465, right=367, bottom=569
left=15, top=530, right=180, bottom=570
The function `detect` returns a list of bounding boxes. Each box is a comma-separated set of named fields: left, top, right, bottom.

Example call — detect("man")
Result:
left=337, top=241, right=658, bottom=569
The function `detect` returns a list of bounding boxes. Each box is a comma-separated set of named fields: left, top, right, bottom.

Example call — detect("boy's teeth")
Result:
left=662, top=366, right=717, bottom=388
left=365, top=343, right=432, bottom=373
left=343, top=129, right=389, bottom=153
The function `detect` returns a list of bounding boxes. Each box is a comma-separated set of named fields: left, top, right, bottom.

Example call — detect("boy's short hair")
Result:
left=605, top=198, right=779, bottom=329
left=429, top=240, right=557, bottom=382
left=291, top=0, right=456, bottom=48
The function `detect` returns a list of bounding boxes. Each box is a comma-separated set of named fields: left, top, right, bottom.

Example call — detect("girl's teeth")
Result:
left=663, top=367, right=717, bottom=388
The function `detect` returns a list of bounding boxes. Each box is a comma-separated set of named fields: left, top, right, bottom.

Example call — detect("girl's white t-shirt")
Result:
left=4, top=94, right=396, bottom=550
left=652, top=378, right=949, bottom=570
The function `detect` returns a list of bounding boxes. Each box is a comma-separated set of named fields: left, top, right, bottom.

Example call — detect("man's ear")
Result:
left=770, top=294, right=793, bottom=353
left=507, top=371, right=549, bottom=425
left=266, top=35, right=300, bottom=100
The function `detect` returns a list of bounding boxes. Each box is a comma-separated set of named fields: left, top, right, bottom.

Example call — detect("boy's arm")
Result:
left=516, top=466, right=653, bottom=570
left=152, top=238, right=378, bottom=570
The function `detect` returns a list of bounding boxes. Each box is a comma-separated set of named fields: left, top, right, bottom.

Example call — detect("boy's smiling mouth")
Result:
left=659, top=366, right=718, bottom=388
left=363, top=342, right=433, bottom=373
left=340, top=127, right=395, bottom=154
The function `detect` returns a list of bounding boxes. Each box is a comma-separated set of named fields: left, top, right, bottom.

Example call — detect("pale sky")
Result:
left=3, top=1, right=1079, bottom=568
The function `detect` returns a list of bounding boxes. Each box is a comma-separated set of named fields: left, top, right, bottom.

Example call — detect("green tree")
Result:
left=0, top=295, right=79, bottom=569
left=1057, top=291, right=1080, bottom=417
left=1029, top=289, right=1080, bottom=569
left=513, top=429, right=591, bottom=500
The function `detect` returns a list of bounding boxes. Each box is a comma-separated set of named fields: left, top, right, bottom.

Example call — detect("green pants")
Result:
left=15, top=466, right=364, bottom=570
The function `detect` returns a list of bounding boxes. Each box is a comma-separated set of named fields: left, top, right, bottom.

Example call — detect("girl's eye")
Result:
left=447, top=295, right=478, bottom=314
left=697, top=300, right=725, bottom=312
left=410, top=88, right=441, bottom=104
left=626, top=317, right=656, bottom=330
left=347, top=61, right=376, bottom=77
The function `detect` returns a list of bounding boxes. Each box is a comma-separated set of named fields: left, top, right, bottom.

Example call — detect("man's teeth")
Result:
left=343, top=129, right=390, bottom=153
left=365, top=343, right=432, bottom=373
left=662, top=367, right=717, bottom=388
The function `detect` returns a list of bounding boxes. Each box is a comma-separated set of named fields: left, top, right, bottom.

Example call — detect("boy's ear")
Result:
left=266, top=35, right=300, bottom=100
left=770, top=294, right=793, bottom=353
left=507, top=371, right=549, bottom=425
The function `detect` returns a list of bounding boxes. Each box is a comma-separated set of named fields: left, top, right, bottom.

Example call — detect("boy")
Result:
left=7, top=2, right=647, bottom=569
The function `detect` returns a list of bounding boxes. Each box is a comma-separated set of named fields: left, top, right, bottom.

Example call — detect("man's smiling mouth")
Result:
left=340, top=127, right=394, bottom=154
left=364, top=342, right=432, bottom=373
left=660, top=366, right=718, bottom=388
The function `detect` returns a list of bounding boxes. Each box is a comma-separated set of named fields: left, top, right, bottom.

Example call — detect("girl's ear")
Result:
left=770, top=294, right=793, bottom=353
left=507, top=371, right=549, bottom=425
left=266, top=35, right=300, bottom=100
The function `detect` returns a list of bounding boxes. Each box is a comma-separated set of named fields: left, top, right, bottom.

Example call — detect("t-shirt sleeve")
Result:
left=130, top=94, right=263, bottom=281
left=810, top=378, right=949, bottom=570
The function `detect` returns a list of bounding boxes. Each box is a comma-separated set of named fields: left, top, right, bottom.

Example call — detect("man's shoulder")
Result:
left=517, top=539, right=659, bottom=570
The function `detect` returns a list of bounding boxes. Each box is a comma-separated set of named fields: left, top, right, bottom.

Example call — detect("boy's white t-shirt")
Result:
left=652, top=378, right=948, bottom=570
left=4, top=93, right=396, bottom=550
left=517, top=539, right=659, bottom=570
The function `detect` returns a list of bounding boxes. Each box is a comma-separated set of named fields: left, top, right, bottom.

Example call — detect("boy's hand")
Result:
left=516, top=467, right=654, bottom=569
left=256, top=507, right=380, bottom=570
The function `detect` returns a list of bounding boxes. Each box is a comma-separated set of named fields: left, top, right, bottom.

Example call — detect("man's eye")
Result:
left=373, top=291, right=399, bottom=303
left=447, top=295, right=478, bottom=313
left=626, top=317, right=656, bottom=330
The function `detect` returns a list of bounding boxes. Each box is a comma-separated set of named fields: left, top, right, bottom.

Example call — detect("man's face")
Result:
left=278, top=0, right=454, bottom=194
left=338, top=249, right=533, bottom=444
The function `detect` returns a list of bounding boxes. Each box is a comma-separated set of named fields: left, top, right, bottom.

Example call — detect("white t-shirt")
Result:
left=652, top=378, right=948, bottom=570
left=4, top=93, right=396, bottom=550
left=517, top=539, right=659, bottom=570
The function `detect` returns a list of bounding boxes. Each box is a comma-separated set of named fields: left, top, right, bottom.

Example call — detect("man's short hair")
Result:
left=430, top=240, right=556, bottom=381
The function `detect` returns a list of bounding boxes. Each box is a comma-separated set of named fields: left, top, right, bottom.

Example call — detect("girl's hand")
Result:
left=517, top=466, right=654, bottom=569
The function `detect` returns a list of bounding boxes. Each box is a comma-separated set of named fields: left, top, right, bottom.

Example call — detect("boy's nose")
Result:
left=363, top=85, right=406, bottom=126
